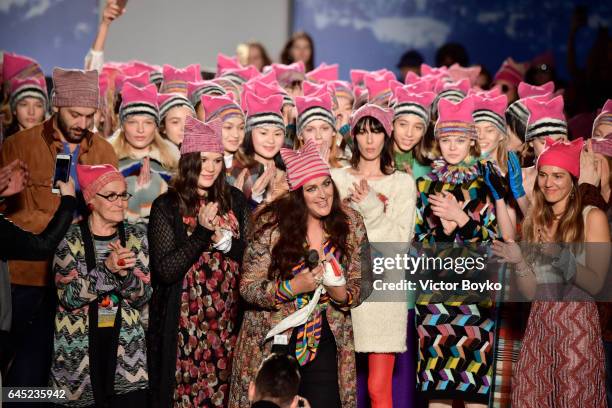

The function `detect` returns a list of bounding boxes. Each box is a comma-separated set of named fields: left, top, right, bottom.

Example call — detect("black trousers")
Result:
left=288, top=312, right=341, bottom=408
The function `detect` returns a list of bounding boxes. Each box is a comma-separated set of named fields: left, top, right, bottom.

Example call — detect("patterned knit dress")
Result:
left=414, top=157, right=498, bottom=404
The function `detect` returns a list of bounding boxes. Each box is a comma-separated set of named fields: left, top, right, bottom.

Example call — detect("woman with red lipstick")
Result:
left=414, top=96, right=498, bottom=408
left=148, top=117, right=248, bottom=408
left=493, top=138, right=609, bottom=407
left=111, top=83, right=179, bottom=223
left=229, top=141, right=369, bottom=408
left=331, top=103, right=416, bottom=408
left=228, top=93, right=288, bottom=209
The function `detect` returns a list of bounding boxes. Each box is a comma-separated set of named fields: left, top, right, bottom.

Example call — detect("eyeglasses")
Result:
left=96, top=192, right=132, bottom=202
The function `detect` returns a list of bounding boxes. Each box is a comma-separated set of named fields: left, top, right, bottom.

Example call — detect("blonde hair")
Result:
left=112, top=128, right=179, bottom=170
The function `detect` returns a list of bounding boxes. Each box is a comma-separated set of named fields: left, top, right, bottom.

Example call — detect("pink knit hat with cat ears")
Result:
left=157, top=92, right=195, bottom=122
left=404, top=76, right=437, bottom=94
left=592, top=99, right=612, bottom=137
left=329, top=80, right=354, bottom=102
left=160, top=64, right=201, bottom=94
left=243, top=92, right=285, bottom=133
left=271, top=62, right=306, bottom=88
left=295, top=93, right=335, bottom=134
left=518, top=81, right=555, bottom=99
left=181, top=116, right=224, bottom=155
left=365, top=74, right=393, bottom=107
left=124, top=61, right=163, bottom=85
left=281, top=140, right=331, bottom=191
left=472, top=94, right=508, bottom=134
left=220, top=65, right=260, bottom=86
left=242, top=80, right=294, bottom=111
left=77, top=164, right=125, bottom=203
left=350, top=69, right=369, bottom=88
left=120, top=82, right=159, bottom=124
left=494, top=58, right=526, bottom=88
left=537, top=137, right=584, bottom=178
left=187, top=80, right=227, bottom=107
left=447, top=63, right=481, bottom=87
left=525, top=95, right=567, bottom=141
left=116, top=71, right=150, bottom=92
left=434, top=78, right=470, bottom=102
left=468, top=85, right=503, bottom=99
left=9, top=76, right=48, bottom=110
left=350, top=103, right=394, bottom=137
left=420, top=63, right=448, bottom=77
left=392, top=87, right=436, bottom=125
left=216, top=52, right=242, bottom=77
left=200, top=94, right=244, bottom=123
left=435, top=95, right=477, bottom=140
left=306, top=63, right=339, bottom=83
left=3, top=52, right=44, bottom=83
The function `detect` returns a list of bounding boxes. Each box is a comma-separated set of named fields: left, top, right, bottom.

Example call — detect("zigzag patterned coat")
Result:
left=50, top=222, right=152, bottom=407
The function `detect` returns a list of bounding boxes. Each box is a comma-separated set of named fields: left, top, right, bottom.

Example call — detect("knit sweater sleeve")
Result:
left=455, top=178, right=498, bottom=242
left=353, top=172, right=417, bottom=243
left=148, top=194, right=213, bottom=286
left=118, top=223, right=153, bottom=309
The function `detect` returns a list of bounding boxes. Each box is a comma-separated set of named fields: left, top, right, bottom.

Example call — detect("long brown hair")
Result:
left=251, top=182, right=350, bottom=280
left=522, top=176, right=584, bottom=243
left=170, top=152, right=232, bottom=218
left=280, top=32, right=315, bottom=72
left=247, top=42, right=272, bottom=71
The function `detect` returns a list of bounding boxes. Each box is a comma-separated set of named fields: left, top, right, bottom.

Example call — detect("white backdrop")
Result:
left=103, top=0, right=291, bottom=72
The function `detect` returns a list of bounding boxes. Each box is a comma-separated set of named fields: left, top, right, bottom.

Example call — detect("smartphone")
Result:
left=52, top=154, right=71, bottom=194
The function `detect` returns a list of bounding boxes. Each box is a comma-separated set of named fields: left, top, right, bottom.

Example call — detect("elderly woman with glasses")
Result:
left=50, top=164, right=152, bottom=407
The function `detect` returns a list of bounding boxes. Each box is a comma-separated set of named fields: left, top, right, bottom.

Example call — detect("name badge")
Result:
left=98, top=306, right=118, bottom=328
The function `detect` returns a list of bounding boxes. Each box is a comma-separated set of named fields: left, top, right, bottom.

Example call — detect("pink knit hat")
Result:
left=271, top=62, right=305, bottom=88
left=116, top=71, right=150, bottom=91
left=242, top=80, right=294, bottom=109
left=350, top=103, right=394, bottom=136
left=9, top=76, right=48, bottom=109
left=160, top=64, right=201, bottom=94
left=447, top=64, right=481, bottom=86
left=592, top=99, right=612, bottom=137
left=405, top=77, right=437, bottom=94
left=421, top=64, right=448, bottom=77
left=434, top=78, right=470, bottom=99
left=120, top=82, right=159, bottom=123
left=2, top=52, right=44, bottom=83
left=157, top=92, right=195, bottom=122
left=468, top=85, right=503, bottom=99
left=537, top=137, right=584, bottom=178
left=123, top=61, right=162, bottom=85
left=243, top=92, right=285, bottom=133
left=306, top=63, right=339, bottom=83
left=187, top=80, right=227, bottom=106
left=392, top=87, right=436, bottom=125
left=518, top=81, right=554, bottom=99
left=52, top=68, right=100, bottom=109
left=329, top=80, right=354, bottom=102
left=494, top=58, right=526, bottom=88
left=365, top=74, right=392, bottom=107
left=435, top=95, right=477, bottom=140
left=220, top=65, right=260, bottom=86
left=350, top=69, right=369, bottom=88
left=525, top=95, right=567, bottom=141
left=295, top=93, right=335, bottom=134
left=180, top=116, right=224, bottom=155
left=200, top=94, right=244, bottom=123
left=472, top=94, right=508, bottom=134
left=302, top=81, right=328, bottom=97
left=216, top=53, right=242, bottom=77
left=280, top=140, right=331, bottom=191
left=76, top=164, right=125, bottom=203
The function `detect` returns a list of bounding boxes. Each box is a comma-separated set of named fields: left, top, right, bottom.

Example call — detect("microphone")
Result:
left=306, top=250, right=319, bottom=270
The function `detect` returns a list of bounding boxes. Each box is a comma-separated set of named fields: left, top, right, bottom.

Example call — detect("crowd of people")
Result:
left=0, top=3, right=612, bottom=408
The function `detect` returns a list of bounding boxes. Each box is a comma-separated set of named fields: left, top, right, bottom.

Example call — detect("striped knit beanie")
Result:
left=181, top=116, right=224, bottom=155
left=157, top=92, right=195, bottom=122
left=160, top=64, right=201, bottom=94
left=9, top=76, right=48, bottom=110
left=211, top=77, right=242, bottom=105
left=77, top=164, right=125, bottom=203
left=187, top=80, right=226, bottom=107
left=200, top=94, right=244, bottom=123
left=243, top=92, right=285, bottom=133
left=506, top=81, right=555, bottom=125
left=392, top=87, right=436, bottom=125
left=280, top=140, right=331, bottom=191
left=472, top=94, right=508, bottom=134
left=525, top=95, right=567, bottom=141
left=328, top=80, right=354, bottom=103
left=220, top=65, right=260, bottom=86
left=435, top=95, right=477, bottom=140
left=120, top=82, right=159, bottom=124
left=295, top=93, right=335, bottom=135
left=52, top=68, right=99, bottom=109
left=593, top=99, right=612, bottom=136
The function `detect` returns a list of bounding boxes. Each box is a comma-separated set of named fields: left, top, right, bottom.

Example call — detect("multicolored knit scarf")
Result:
left=430, top=156, right=480, bottom=185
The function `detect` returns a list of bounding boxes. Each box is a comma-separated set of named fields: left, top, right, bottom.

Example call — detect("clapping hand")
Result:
left=0, top=159, right=29, bottom=197
left=105, top=240, right=136, bottom=277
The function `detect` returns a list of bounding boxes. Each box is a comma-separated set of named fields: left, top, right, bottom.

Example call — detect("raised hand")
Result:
left=136, top=157, right=151, bottom=187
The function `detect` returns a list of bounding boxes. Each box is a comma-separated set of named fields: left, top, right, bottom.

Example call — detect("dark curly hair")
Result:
left=169, top=152, right=232, bottom=217
left=251, top=180, right=350, bottom=280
